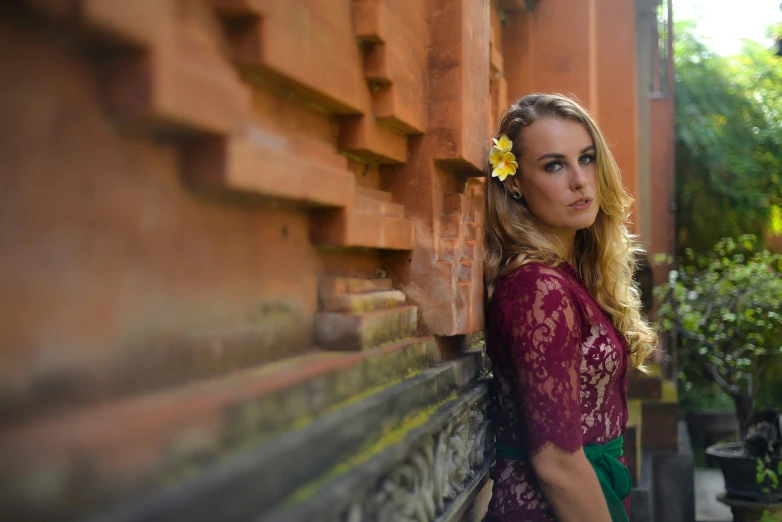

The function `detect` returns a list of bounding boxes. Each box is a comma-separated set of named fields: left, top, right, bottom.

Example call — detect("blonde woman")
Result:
left=482, top=94, right=657, bottom=522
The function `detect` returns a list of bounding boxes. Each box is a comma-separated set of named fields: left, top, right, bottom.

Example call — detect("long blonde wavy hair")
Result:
left=484, top=93, right=656, bottom=370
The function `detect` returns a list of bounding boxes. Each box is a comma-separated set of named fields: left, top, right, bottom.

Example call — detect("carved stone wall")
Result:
left=0, top=1, right=679, bottom=520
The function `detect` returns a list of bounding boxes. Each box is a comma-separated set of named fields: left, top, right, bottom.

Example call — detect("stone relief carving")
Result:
left=341, top=397, right=491, bottom=522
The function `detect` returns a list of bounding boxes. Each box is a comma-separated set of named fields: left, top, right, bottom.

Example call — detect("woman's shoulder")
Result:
left=495, top=261, right=576, bottom=303
left=499, top=261, right=571, bottom=288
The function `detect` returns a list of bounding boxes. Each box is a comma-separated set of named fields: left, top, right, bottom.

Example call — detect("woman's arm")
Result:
left=497, top=268, right=612, bottom=520
left=530, top=445, right=611, bottom=522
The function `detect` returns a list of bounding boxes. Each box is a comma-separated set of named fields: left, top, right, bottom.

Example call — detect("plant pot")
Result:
left=706, top=442, right=782, bottom=503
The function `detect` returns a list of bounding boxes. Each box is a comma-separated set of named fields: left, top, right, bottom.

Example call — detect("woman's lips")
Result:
left=568, top=198, right=593, bottom=211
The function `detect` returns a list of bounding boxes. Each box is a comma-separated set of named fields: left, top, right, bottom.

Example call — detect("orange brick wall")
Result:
left=502, top=1, right=641, bottom=232
left=0, top=0, right=503, bottom=421
left=650, top=95, right=676, bottom=286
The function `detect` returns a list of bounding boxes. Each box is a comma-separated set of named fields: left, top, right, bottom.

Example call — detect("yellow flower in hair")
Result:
left=489, top=135, right=518, bottom=181
left=492, top=135, right=513, bottom=153
left=491, top=152, right=518, bottom=181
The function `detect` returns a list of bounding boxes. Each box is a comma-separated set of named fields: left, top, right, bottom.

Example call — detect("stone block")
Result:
left=183, top=128, right=355, bottom=208
left=627, top=371, right=663, bottom=400
left=458, top=260, right=473, bottom=282
left=642, top=402, right=679, bottom=452
left=461, top=240, right=476, bottom=261
left=362, top=43, right=391, bottom=84
left=625, top=425, right=638, bottom=486
left=351, top=0, right=390, bottom=44
left=49, top=0, right=252, bottom=136
left=314, top=305, right=418, bottom=350
left=224, top=1, right=368, bottom=115
left=337, top=115, right=408, bottom=164
left=441, top=214, right=463, bottom=239
left=444, top=193, right=473, bottom=221
left=310, top=209, right=415, bottom=250
left=355, top=186, right=393, bottom=202
left=464, top=222, right=479, bottom=242
left=319, top=290, right=406, bottom=312
left=319, top=277, right=393, bottom=297
left=427, top=0, right=489, bottom=175
left=439, top=238, right=459, bottom=263
left=355, top=193, right=406, bottom=218
left=651, top=424, right=694, bottom=522
left=629, top=454, right=654, bottom=522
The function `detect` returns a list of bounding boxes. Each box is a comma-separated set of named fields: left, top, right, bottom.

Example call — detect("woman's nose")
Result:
left=570, top=165, right=587, bottom=190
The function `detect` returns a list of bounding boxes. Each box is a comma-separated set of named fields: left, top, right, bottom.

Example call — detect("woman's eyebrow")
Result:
left=536, top=145, right=596, bottom=162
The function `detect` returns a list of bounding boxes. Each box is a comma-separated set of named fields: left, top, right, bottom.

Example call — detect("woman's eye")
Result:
left=579, top=154, right=596, bottom=165
left=544, top=162, right=563, bottom=172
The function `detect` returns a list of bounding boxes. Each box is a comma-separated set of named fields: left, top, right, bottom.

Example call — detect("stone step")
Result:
left=319, top=289, right=407, bottom=312
left=0, top=338, right=440, bottom=522
left=310, top=209, right=415, bottom=250
left=315, top=305, right=417, bottom=351
left=354, top=193, right=406, bottom=218
left=355, top=186, right=393, bottom=203
left=78, top=354, right=482, bottom=522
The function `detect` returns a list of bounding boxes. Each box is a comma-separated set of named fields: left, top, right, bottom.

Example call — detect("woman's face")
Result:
left=507, top=117, right=601, bottom=245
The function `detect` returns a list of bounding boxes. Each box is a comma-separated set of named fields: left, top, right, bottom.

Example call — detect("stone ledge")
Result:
left=77, top=355, right=480, bottom=522
left=319, top=290, right=407, bottom=313
left=315, top=305, right=418, bottom=351
left=0, top=338, right=440, bottom=522
left=310, top=209, right=415, bottom=250
left=265, top=381, right=491, bottom=522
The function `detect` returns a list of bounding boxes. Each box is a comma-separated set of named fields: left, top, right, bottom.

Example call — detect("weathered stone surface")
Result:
left=320, top=276, right=394, bottom=297
left=315, top=305, right=418, bottom=351
left=311, top=208, right=415, bottom=250
left=66, top=355, right=480, bottom=522
left=428, top=0, right=489, bottom=174
left=183, top=128, right=356, bottom=208
left=32, top=0, right=252, bottom=135
left=0, top=338, right=441, bottom=522
left=265, top=381, right=491, bottom=522
left=627, top=370, right=663, bottom=400
left=320, top=290, right=407, bottom=313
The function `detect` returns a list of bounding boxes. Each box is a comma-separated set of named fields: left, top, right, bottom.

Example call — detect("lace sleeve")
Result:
left=497, top=267, right=583, bottom=455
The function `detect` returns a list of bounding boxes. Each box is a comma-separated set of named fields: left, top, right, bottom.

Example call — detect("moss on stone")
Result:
left=281, top=389, right=459, bottom=508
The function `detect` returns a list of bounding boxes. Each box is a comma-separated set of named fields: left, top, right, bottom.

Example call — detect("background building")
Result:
left=0, top=1, right=688, bottom=521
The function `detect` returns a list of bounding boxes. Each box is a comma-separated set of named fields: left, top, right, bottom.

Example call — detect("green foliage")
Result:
left=655, top=236, right=782, bottom=426
left=674, top=22, right=782, bottom=254
left=677, top=381, right=735, bottom=412
left=756, top=456, right=782, bottom=493
left=757, top=457, right=782, bottom=522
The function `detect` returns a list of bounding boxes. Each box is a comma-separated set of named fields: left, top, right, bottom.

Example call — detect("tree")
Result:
left=674, top=22, right=782, bottom=255
left=655, top=236, right=782, bottom=436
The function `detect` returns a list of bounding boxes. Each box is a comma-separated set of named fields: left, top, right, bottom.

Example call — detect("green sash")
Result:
left=495, top=435, right=631, bottom=522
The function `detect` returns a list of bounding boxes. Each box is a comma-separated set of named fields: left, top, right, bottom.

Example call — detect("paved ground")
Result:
left=695, top=467, right=732, bottom=522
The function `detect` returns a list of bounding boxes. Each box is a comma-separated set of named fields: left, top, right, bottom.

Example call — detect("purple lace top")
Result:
left=483, top=262, right=630, bottom=521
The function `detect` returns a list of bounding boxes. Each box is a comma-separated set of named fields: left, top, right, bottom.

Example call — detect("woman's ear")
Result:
left=503, top=176, right=523, bottom=201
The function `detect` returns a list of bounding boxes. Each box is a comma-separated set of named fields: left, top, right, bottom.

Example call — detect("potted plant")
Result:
left=655, top=235, right=782, bottom=503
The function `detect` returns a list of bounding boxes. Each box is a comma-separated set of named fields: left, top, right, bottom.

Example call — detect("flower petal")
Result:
left=492, top=166, right=506, bottom=180
left=492, top=136, right=511, bottom=154
left=489, top=146, right=503, bottom=166
left=496, top=135, right=513, bottom=151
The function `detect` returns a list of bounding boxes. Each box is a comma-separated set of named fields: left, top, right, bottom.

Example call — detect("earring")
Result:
left=511, top=190, right=522, bottom=200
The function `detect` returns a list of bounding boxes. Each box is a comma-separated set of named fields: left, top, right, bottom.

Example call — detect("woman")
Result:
left=482, top=94, right=657, bottom=522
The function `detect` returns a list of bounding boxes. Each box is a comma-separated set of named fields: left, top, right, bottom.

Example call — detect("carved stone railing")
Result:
left=268, top=383, right=492, bottom=522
